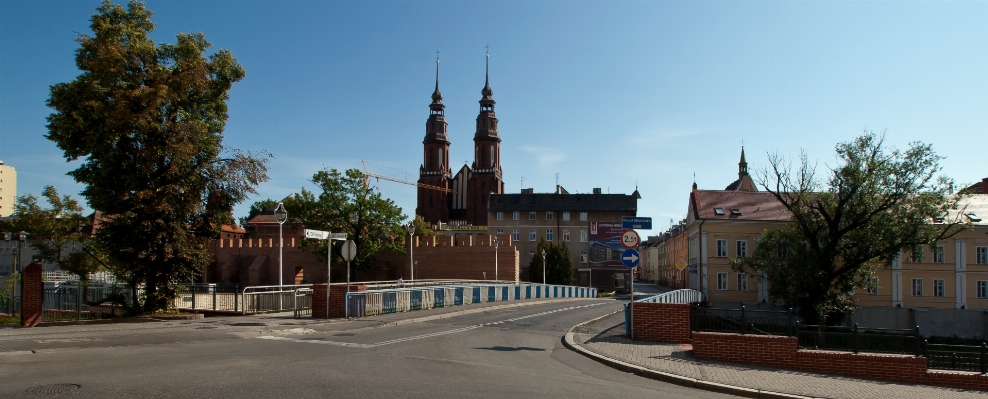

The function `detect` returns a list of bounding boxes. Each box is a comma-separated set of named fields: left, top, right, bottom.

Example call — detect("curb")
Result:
left=561, top=313, right=817, bottom=399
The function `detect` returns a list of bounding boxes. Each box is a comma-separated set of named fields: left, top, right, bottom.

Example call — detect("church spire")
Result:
left=481, top=47, right=493, bottom=101
left=430, top=52, right=444, bottom=114
left=738, top=146, right=748, bottom=178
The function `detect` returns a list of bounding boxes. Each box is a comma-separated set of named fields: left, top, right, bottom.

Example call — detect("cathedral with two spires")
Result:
left=416, top=53, right=504, bottom=227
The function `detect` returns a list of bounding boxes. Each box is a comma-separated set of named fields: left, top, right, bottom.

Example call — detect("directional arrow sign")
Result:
left=304, top=229, right=330, bottom=240
left=330, top=233, right=347, bottom=241
left=621, top=249, right=640, bottom=268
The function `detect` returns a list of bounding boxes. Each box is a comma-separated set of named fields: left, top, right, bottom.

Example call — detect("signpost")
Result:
left=621, top=229, right=640, bottom=249
left=304, top=229, right=346, bottom=319
left=622, top=216, right=652, bottom=230
left=622, top=248, right=640, bottom=339
left=341, top=240, right=357, bottom=294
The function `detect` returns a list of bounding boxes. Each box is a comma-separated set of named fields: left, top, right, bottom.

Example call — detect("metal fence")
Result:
left=172, top=284, right=242, bottom=312
left=795, top=323, right=921, bottom=355
left=41, top=284, right=135, bottom=322
left=241, top=284, right=313, bottom=316
left=691, top=305, right=795, bottom=336
left=924, top=341, right=987, bottom=373
left=345, top=283, right=598, bottom=318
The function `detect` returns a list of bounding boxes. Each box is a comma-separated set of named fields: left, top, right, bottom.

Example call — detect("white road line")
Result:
left=257, top=302, right=608, bottom=348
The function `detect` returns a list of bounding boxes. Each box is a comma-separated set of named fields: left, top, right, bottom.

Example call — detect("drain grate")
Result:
left=26, top=384, right=81, bottom=395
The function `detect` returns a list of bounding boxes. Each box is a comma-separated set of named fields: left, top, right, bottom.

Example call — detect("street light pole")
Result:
left=274, top=203, right=287, bottom=310
left=493, top=236, right=498, bottom=282
left=541, top=248, right=547, bottom=285
left=405, top=223, right=415, bottom=281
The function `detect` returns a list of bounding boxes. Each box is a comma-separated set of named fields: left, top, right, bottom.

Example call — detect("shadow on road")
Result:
left=474, top=346, right=546, bottom=352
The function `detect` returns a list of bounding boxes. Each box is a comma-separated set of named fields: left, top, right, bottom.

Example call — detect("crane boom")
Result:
left=362, top=160, right=455, bottom=193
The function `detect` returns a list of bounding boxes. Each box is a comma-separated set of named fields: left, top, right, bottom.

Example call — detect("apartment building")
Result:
left=487, top=186, right=639, bottom=290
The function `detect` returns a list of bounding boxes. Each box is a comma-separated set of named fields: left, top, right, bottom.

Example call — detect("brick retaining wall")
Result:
left=631, top=302, right=691, bottom=343
left=20, top=263, right=43, bottom=327
left=312, top=284, right=366, bottom=318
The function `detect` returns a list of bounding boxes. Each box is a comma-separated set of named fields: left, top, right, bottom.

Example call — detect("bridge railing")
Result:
left=346, top=283, right=598, bottom=318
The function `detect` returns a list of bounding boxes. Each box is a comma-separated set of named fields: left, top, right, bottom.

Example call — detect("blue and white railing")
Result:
left=345, top=283, right=598, bottom=318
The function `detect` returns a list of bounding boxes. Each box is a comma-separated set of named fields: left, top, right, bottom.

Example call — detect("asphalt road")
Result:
left=1, top=298, right=737, bottom=398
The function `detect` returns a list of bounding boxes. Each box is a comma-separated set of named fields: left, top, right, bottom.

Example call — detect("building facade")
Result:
left=486, top=186, right=639, bottom=290
left=417, top=55, right=504, bottom=227
left=0, top=161, right=16, bottom=217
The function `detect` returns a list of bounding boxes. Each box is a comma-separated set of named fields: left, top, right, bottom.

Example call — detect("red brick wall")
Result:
left=20, top=263, right=43, bottom=327
left=631, top=303, right=691, bottom=343
left=312, top=284, right=366, bottom=318
left=691, top=332, right=797, bottom=367
left=927, top=370, right=988, bottom=391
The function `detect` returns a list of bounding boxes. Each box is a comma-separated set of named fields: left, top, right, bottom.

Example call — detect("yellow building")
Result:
left=0, top=160, right=15, bottom=217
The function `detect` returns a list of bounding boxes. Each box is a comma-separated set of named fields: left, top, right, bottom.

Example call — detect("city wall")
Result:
left=208, top=235, right=519, bottom=286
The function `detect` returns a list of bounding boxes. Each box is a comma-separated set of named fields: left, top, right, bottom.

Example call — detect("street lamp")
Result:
left=493, top=236, right=498, bottom=282
left=405, top=222, right=415, bottom=281
left=274, top=203, right=287, bottom=290
left=541, top=248, right=547, bottom=285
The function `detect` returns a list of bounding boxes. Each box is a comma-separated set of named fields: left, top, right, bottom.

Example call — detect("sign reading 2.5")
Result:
left=621, top=229, right=640, bottom=249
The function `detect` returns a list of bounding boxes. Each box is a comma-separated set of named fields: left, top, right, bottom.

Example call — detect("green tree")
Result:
left=409, top=215, right=439, bottom=237
left=547, top=241, right=575, bottom=285
left=45, top=0, right=269, bottom=313
left=732, top=132, right=968, bottom=325
left=239, top=198, right=277, bottom=238
left=284, top=168, right=406, bottom=270
left=9, top=187, right=96, bottom=282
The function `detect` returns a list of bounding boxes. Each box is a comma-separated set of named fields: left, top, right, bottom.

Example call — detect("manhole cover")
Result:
left=26, top=384, right=81, bottom=394
left=333, top=333, right=355, bottom=337
left=227, top=323, right=266, bottom=327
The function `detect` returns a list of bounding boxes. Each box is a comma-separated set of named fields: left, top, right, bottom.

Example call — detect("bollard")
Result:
left=852, top=323, right=859, bottom=354
left=740, top=304, right=746, bottom=335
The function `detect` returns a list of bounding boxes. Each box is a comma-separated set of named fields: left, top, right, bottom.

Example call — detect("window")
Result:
left=580, top=212, right=587, bottom=221
left=496, top=229, right=503, bottom=236
left=866, top=277, right=878, bottom=295
left=563, top=229, right=570, bottom=241
left=713, top=208, right=725, bottom=216
left=529, top=229, right=536, bottom=241
left=496, top=211, right=504, bottom=221
left=529, top=211, right=536, bottom=221
left=512, top=229, right=520, bottom=241
left=912, top=278, right=923, bottom=296
left=977, top=247, right=988, bottom=265
left=717, top=273, right=728, bottom=290
left=979, top=281, right=988, bottom=299
left=512, top=211, right=520, bottom=221
left=716, top=240, right=728, bottom=257
left=737, top=273, right=748, bottom=291
left=580, top=251, right=588, bottom=264
left=933, top=245, right=944, bottom=263
left=546, top=229, right=554, bottom=241
left=736, top=240, right=747, bottom=258
left=580, top=229, right=588, bottom=242
left=933, top=279, right=945, bottom=297
left=911, top=246, right=924, bottom=263
left=546, top=211, right=553, bottom=220
left=730, top=209, right=742, bottom=216
left=563, top=211, right=571, bottom=221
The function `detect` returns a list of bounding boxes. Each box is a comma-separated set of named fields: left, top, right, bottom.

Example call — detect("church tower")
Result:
left=725, top=147, right=757, bottom=192
left=467, top=50, right=505, bottom=225
left=417, top=55, right=452, bottom=224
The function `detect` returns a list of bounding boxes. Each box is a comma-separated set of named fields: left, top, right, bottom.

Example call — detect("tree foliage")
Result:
left=732, top=131, right=968, bottom=325
left=409, top=215, right=439, bottom=237
left=10, top=187, right=96, bottom=281
left=284, top=168, right=406, bottom=271
left=528, top=238, right=574, bottom=285
left=45, top=1, right=269, bottom=313
left=239, top=198, right=277, bottom=237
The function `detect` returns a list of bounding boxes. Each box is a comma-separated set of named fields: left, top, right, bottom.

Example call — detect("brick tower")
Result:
left=416, top=55, right=452, bottom=224
left=467, top=50, right=505, bottom=226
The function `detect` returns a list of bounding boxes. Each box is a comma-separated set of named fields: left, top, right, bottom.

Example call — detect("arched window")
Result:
left=490, top=146, right=494, bottom=167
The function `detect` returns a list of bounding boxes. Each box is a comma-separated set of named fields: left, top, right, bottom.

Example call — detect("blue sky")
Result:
left=2, top=0, right=985, bottom=237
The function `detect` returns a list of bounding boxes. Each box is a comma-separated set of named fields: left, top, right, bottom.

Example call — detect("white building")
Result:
left=0, top=161, right=15, bottom=217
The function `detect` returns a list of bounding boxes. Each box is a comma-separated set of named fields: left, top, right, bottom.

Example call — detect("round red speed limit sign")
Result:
left=621, top=229, right=640, bottom=249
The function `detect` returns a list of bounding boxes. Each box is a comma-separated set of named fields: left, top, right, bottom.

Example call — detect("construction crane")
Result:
left=362, top=160, right=455, bottom=193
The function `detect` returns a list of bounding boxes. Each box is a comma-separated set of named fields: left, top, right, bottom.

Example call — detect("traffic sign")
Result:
left=330, top=233, right=347, bottom=241
left=304, top=229, right=329, bottom=240
left=621, top=229, right=640, bottom=249
left=622, top=217, right=652, bottom=230
left=621, top=249, right=640, bottom=268
left=341, top=240, right=357, bottom=262
left=676, top=260, right=687, bottom=271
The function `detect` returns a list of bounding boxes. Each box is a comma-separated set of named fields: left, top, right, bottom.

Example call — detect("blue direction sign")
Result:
left=621, top=249, right=641, bottom=268
left=622, top=216, right=652, bottom=230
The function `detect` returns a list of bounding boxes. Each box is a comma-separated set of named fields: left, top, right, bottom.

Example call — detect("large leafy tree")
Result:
left=285, top=168, right=406, bottom=271
left=45, top=1, right=269, bottom=313
left=528, top=238, right=573, bottom=285
left=732, top=132, right=968, bottom=325
left=10, top=187, right=96, bottom=281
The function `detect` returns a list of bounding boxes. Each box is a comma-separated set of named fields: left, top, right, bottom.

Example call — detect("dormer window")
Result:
left=933, top=216, right=945, bottom=223
left=713, top=208, right=725, bottom=216
left=730, top=209, right=742, bottom=216
left=968, top=213, right=983, bottom=222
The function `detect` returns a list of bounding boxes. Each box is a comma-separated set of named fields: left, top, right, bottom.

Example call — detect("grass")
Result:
left=0, top=314, right=19, bottom=324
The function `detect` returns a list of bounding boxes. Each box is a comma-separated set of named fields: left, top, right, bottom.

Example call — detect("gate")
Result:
left=293, top=288, right=313, bottom=318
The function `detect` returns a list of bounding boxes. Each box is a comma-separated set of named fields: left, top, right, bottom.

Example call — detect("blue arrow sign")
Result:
left=621, top=249, right=640, bottom=268
left=622, top=216, right=652, bottom=230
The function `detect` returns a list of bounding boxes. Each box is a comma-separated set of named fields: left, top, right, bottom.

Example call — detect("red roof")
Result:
left=691, top=189, right=791, bottom=222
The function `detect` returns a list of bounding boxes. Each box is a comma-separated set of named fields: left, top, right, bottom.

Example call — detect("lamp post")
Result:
left=493, top=236, right=498, bottom=282
left=274, top=203, right=287, bottom=309
left=541, top=248, right=547, bottom=285
left=405, top=222, right=415, bottom=281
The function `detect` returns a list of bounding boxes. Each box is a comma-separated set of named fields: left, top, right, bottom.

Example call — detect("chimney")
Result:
left=592, top=188, right=602, bottom=195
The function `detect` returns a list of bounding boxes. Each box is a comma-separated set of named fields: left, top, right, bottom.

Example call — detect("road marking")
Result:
left=257, top=302, right=609, bottom=348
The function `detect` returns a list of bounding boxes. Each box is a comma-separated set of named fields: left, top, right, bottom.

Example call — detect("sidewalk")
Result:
left=566, top=311, right=987, bottom=399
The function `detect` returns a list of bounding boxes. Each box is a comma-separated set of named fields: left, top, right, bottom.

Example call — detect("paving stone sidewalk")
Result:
left=571, top=312, right=987, bottom=399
